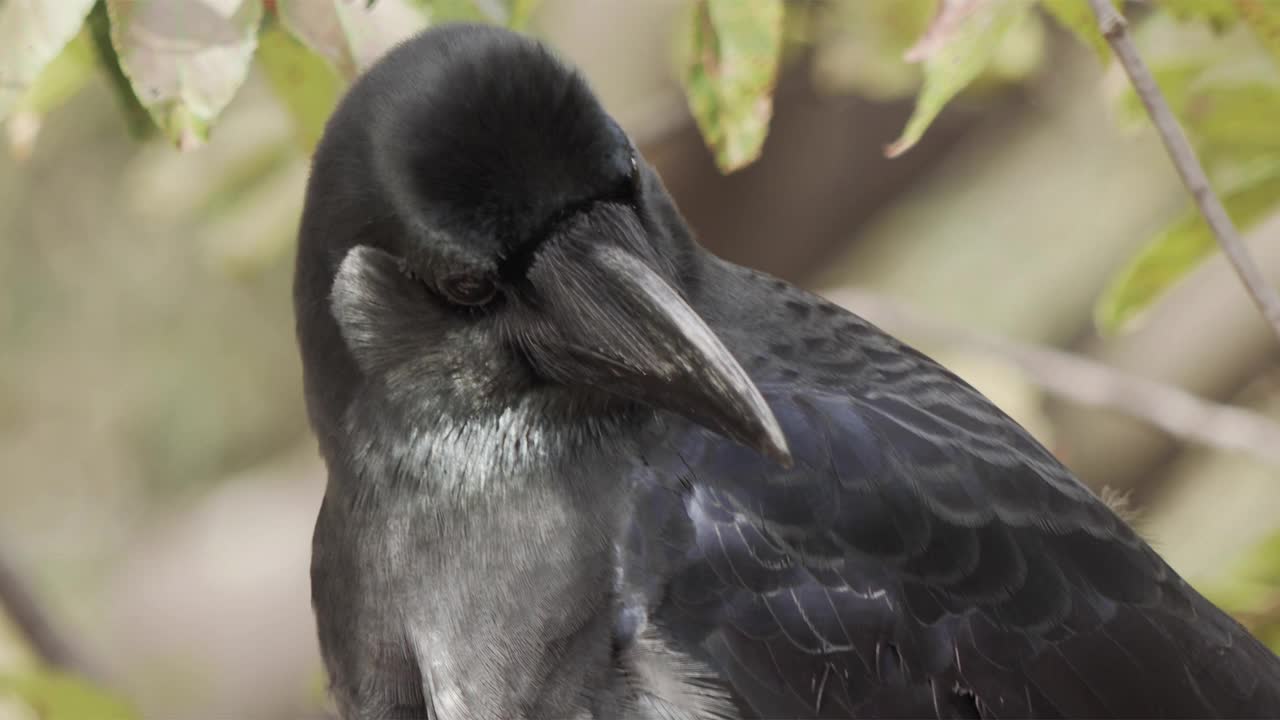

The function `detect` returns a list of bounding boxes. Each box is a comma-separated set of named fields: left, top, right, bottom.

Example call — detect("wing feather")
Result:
left=626, top=384, right=1280, bottom=717
left=621, top=267, right=1280, bottom=717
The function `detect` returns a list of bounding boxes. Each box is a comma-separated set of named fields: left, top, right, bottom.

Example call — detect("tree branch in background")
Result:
left=0, top=544, right=100, bottom=680
left=825, top=289, right=1280, bottom=467
left=1086, top=0, right=1280, bottom=343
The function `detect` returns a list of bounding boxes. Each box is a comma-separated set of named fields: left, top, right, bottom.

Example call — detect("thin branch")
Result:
left=0, top=543, right=100, bottom=680
left=824, top=288, right=1280, bottom=466
left=1086, top=0, right=1280, bottom=342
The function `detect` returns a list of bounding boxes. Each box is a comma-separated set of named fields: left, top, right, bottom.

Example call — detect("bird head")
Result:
left=295, top=24, right=789, bottom=466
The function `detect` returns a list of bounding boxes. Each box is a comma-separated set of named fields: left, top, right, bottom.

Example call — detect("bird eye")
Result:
left=605, top=152, right=640, bottom=204
left=440, top=273, right=497, bottom=307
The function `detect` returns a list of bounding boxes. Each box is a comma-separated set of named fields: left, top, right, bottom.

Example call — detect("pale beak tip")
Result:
left=759, top=417, right=794, bottom=469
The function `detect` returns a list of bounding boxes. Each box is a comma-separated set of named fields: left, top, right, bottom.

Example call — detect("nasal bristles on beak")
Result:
left=524, top=206, right=792, bottom=467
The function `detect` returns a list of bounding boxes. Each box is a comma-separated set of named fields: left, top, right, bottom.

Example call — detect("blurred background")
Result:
left=2, top=0, right=1279, bottom=717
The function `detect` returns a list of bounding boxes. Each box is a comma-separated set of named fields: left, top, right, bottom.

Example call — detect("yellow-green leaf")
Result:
left=106, top=0, right=265, bottom=150
left=682, top=0, right=785, bottom=173
left=1234, top=0, right=1280, bottom=67
left=1117, top=52, right=1280, bottom=167
left=887, top=0, right=1030, bottom=158
left=405, top=0, right=486, bottom=24
left=1040, top=0, right=1111, bottom=61
left=0, top=669, right=137, bottom=720
left=6, top=29, right=97, bottom=158
left=1155, top=0, right=1239, bottom=31
left=0, top=0, right=97, bottom=120
left=1116, top=10, right=1280, bottom=167
left=257, top=26, right=341, bottom=151
left=1095, top=162, right=1280, bottom=333
left=984, top=8, right=1047, bottom=83
left=1187, top=81, right=1280, bottom=162
left=276, top=0, right=356, bottom=79
left=277, top=0, right=430, bottom=81
left=85, top=0, right=153, bottom=140
left=506, top=0, right=540, bottom=29
left=14, top=29, right=95, bottom=116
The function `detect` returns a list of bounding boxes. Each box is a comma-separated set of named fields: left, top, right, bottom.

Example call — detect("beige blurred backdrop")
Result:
left=2, top=1, right=1278, bottom=718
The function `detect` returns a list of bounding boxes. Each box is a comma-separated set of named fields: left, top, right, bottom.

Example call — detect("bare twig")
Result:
left=824, top=288, right=1280, bottom=466
left=0, top=543, right=100, bottom=680
left=1086, top=0, right=1280, bottom=342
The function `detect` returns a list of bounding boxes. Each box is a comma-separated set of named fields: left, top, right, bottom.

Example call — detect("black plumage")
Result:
left=294, top=23, right=1280, bottom=719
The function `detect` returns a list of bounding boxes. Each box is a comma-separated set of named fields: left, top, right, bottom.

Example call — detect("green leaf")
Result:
left=1116, top=16, right=1280, bottom=168
left=1155, top=0, right=1239, bottom=31
left=1095, top=161, right=1280, bottom=333
left=1127, top=5, right=1241, bottom=74
left=1117, top=59, right=1280, bottom=168
left=887, top=0, right=1030, bottom=158
left=507, top=0, right=539, bottom=29
left=0, top=0, right=97, bottom=121
left=332, top=0, right=429, bottom=68
left=14, top=29, right=95, bottom=116
left=983, top=8, right=1047, bottom=83
left=276, top=0, right=355, bottom=79
left=0, top=669, right=137, bottom=720
left=6, top=28, right=97, bottom=158
left=82, top=0, right=154, bottom=141
left=1186, top=81, right=1280, bottom=163
left=106, top=0, right=264, bottom=150
left=682, top=0, right=785, bottom=173
left=1040, top=0, right=1111, bottom=61
left=257, top=25, right=341, bottom=151
left=1234, top=0, right=1280, bottom=68
left=405, top=0, right=486, bottom=24
left=277, top=0, right=430, bottom=81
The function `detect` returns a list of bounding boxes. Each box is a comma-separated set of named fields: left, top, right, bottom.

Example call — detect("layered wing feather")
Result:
left=623, top=268, right=1280, bottom=718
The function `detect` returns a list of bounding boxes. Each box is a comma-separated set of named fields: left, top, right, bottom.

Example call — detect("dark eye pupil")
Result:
left=609, top=152, right=639, bottom=203
left=441, top=274, right=496, bottom=306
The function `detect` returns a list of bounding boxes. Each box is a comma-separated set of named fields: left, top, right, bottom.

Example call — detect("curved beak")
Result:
left=523, top=207, right=791, bottom=466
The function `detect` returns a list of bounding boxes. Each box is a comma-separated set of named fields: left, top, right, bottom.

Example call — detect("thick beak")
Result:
left=523, top=209, right=791, bottom=466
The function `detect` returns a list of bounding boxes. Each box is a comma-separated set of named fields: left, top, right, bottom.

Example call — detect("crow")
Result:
left=294, top=23, right=1280, bottom=720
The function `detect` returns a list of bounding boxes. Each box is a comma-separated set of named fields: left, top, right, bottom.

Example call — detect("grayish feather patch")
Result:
left=325, top=245, right=736, bottom=719
left=621, top=625, right=739, bottom=720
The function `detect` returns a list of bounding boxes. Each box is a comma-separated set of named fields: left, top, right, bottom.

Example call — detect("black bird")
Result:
left=294, top=24, right=1280, bottom=720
